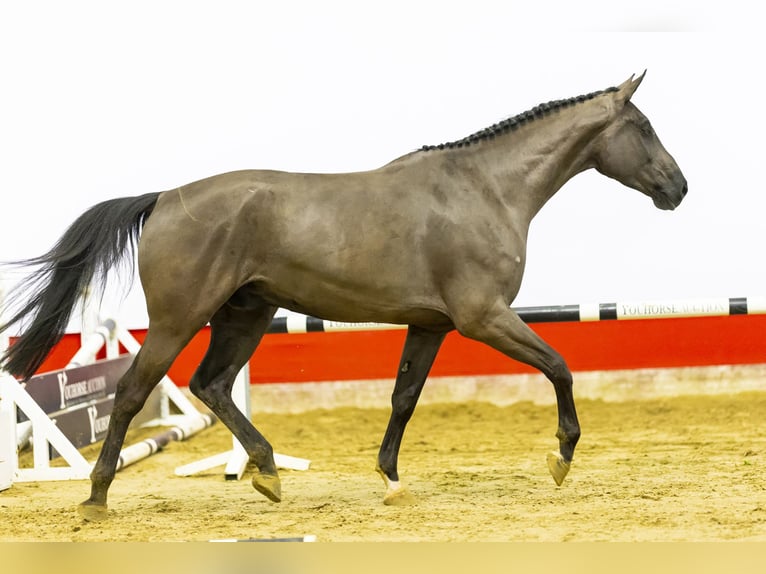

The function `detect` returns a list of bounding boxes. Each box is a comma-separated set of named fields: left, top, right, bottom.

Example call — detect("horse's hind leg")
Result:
left=376, top=326, right=446, bottom=505
left=456, top=301, right=579, bottom=487
left=78, top=326, right=195, bottom=521
left=187, top=298, right=281, bottom=502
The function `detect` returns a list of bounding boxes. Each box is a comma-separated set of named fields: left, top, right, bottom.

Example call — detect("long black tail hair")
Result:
left=0, top=192, right=160, bottom=380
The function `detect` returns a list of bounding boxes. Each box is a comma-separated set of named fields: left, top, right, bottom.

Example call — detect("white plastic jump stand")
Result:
left=0, top=310, right=102, bottom=483
left=174, top=363, right=310, bottom=479
left=0, top=317, right=216, bottom=488
left=0, top=375, right=17, bottom=491
left=0, top=318, right=124, bottom=483
left=0, top=372, right=93, bottom=482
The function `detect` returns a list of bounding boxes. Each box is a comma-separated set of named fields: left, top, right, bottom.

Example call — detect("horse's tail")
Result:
left=0, top=192, right=161, bottom=380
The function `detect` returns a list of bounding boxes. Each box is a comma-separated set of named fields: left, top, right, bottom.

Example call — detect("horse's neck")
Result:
left=468, top=102, right=610, bottom=219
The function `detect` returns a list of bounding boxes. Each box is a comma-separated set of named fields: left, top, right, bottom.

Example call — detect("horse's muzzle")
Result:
left=654, top=176, right=687, bottom=211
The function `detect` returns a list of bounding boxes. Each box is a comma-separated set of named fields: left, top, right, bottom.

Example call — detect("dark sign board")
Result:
left=19, top=355, right=132, bottom=420
left=49, top=396, right=115, bottom=458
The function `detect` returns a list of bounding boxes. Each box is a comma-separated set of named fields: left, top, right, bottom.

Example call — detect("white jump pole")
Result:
left=115, top=412, right=215, bottom=471
left=66, top=319, right=118, bottom=368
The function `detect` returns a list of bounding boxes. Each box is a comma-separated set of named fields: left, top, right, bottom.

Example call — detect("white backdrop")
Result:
left=1, top=2, right=763, bottom=329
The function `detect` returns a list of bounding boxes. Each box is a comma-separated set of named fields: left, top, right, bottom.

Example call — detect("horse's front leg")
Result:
left=376, top=326, right=446, bottom=505
left=455, top=301, right=580, bottom=486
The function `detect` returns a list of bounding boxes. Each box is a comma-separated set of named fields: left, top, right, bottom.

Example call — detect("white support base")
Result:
left=174, top=451, right=233, bottom=477
left=1, top=373, right=93, bottom=482
left=174, top=447, right=310, bottom=477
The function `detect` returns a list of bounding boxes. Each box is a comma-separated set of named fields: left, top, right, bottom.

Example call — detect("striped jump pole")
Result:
left=266, top=296, right=766, bottom=334
left=115, top=413, right=216, bottom=472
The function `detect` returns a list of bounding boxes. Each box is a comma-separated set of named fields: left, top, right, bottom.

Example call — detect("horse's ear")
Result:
left=616, top=70, right=646, bottom=105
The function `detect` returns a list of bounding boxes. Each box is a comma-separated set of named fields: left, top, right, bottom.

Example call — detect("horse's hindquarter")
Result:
left=139, top=166, right=525, bottom=326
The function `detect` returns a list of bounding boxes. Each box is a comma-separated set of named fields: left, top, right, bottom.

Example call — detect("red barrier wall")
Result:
left=25, top=314, right=766, bottom=385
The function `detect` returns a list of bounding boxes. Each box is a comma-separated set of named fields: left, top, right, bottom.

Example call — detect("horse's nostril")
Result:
left=681, top=182, right=688, bottom=197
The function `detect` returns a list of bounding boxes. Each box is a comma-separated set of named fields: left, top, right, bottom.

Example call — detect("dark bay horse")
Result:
left=0, top=72, right=686, bottom=520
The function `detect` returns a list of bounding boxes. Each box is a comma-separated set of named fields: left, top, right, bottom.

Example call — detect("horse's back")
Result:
left=137, top=168, right=460, bottom=326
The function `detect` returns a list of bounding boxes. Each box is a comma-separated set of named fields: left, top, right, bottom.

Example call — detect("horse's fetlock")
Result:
left=556, top=424, right=580, bottom=447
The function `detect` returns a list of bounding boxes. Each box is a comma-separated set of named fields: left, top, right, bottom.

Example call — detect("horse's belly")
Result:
left=248, top=271, right=451, bottom=328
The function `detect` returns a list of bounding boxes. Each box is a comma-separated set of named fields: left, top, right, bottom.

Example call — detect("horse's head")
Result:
left=592, top=72, right=687, bottom=210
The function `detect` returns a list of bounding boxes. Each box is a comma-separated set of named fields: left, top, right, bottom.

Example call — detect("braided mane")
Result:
left=420, top=86, right=618, bottom=152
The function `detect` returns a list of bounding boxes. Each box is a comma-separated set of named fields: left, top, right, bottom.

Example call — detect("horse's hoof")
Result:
left=77, top=501, right=108, bottom=522
left=376, top=466, right=416, bottom=506
left=383, top=487, right=416, bottom=506
left=547, top=451, right=571, bottom=486
left=252, top=472, right=282, bottom=502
